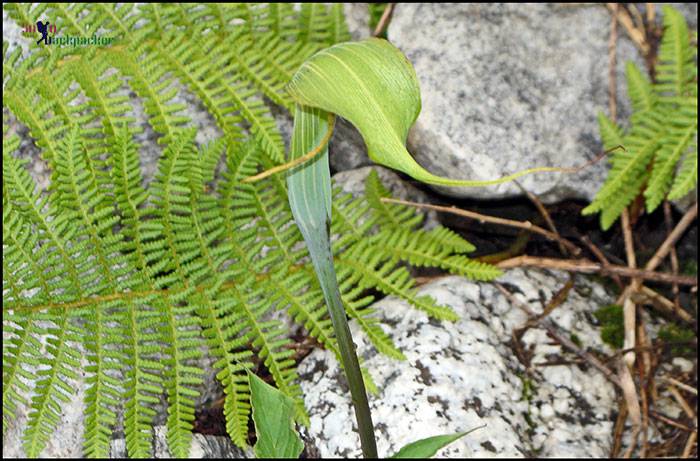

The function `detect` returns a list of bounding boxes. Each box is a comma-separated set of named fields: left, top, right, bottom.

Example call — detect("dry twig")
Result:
left=631, top=286, right=693, bottom=324
left=514, top=180, right=569, bottom=256
left=607, top=3, right=650, bottom=55
left=380, top=197, right=583, bottom=255
left=621, top=209, right=640, bottom=367
left=618, top=357, right=642, bottom=457
left=372, top=3, right=395, bottom=37
left=645, top=203, right=698, bottom=272
left=664, top=202, right=683, bottom=314
left=661, top=376, right=698, bottom=396
left=579, top=235, right=624, bottom=289
left=496, top=256, right=697, bottom=286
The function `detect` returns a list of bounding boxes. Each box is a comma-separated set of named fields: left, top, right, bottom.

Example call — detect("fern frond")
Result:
left=2, top=205, right=43, bottom=436
left=339, top=280, right=406, bottom=360
left=68, top=55, right=139, bottom=152
left=587, top=6, right=696, bottom=228
left=371, top=228, right=501, bottom=281
left=365, top=169, right=423, bottom=229
left=656, top=5, right=695, bottom=97
left=107, top=45, right=190, bottom=145
left=584, top=112, right=659, bottom=229
left=331, top=186, right=380, bottom=250
left=298, top=4, right=329, bottom=45
left=4, top=86, right=67, bottom=168
left=148, top=131, right=207, bottom=457
left=3, top=154, right=87, bottom=456
left=155, top=32, right=285, bottom=163
left=645, top=115, right=698, bottom=211
left=668, top=143, right=697, bottom=200
left=626, top=62, right=656, bottom=113
left=50, top=128, right=128, bottom=458
left=338, top=243, right=458, bottom=321
left=423, top=226, right=476, bottom=254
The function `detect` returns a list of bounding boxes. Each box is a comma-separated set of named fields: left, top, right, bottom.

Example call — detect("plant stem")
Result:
left=316, top=259, right=378, bottom=458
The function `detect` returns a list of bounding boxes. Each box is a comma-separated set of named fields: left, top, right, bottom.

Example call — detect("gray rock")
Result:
left=332, top=165, right=440, bottom=230
left=297, top=268, right=617, bottom=457
left=2, top=7, right=30, bottom=58
left=344, top=3, right=371, bottom=41
left=110, top=426, right=250, bottom=458
left=669, top=3, right=697, bottom=29
left=387, top=4, right=645, bottom=203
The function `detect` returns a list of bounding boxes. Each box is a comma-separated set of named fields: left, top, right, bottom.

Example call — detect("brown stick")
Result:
left=579, top=235, right=624, bottom=289
left=379, top=197, right=583, bottom=255
left=645, top=203, right=698, bottom=272
left=621, top=209, right=640, bottom=366
left=636, top=318, right=651, bottom=457
left=608, top=3, right=619, bottom=121
left=661, top=376, right=698, bottom=395
left=631, top=286, right=694, bottom=323
left=611, top=401, right=628, bottom=457
left=607, top=3, right=649, bottom=55
left=649, top=410, right=695, bottom=432
left=664, top=201, right=683, bottom=312
left=618, top=357, right=642, bottom=457
left=646, top=3, right=655, bottom=23
left=496, top=255, right=697, bottom=286
left=668, top=384, right=697, bottom=420
left=372, top=3, right=395, bottom=37
left=682, top=431, right=697, bottom=458
left=514, top=180, right=572, bottom=256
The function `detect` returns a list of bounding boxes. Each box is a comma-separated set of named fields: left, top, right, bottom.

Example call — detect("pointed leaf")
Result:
left=390, top=427, right=483, bottom=458
left=249, top=373, right=304, bottom=459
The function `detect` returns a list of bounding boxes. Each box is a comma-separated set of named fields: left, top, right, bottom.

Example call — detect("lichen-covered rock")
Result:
left=297, top=268, right=618, bottom=457
left=387, top=3, right=645, bottom=203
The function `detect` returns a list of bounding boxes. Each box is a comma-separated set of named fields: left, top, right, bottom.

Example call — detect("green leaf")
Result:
left=390, top=427, right=483, bottom=458
left=287, top=104, right=378, bottom=457
left=287, top=38, right=563, bottom=188
left=249, top=372, right=304, bottom=459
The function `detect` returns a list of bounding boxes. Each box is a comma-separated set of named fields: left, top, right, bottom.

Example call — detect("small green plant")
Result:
left=583, top=5, right=697, bottom=230
left=658, top=323, right=696, bottom=356
left=594, top=304, right=625, bottom=349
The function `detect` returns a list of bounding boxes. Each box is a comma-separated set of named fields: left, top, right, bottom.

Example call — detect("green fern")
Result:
left=583, top=5, right=697, bottom=230
left=2, top=3, right=499, bottom=457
